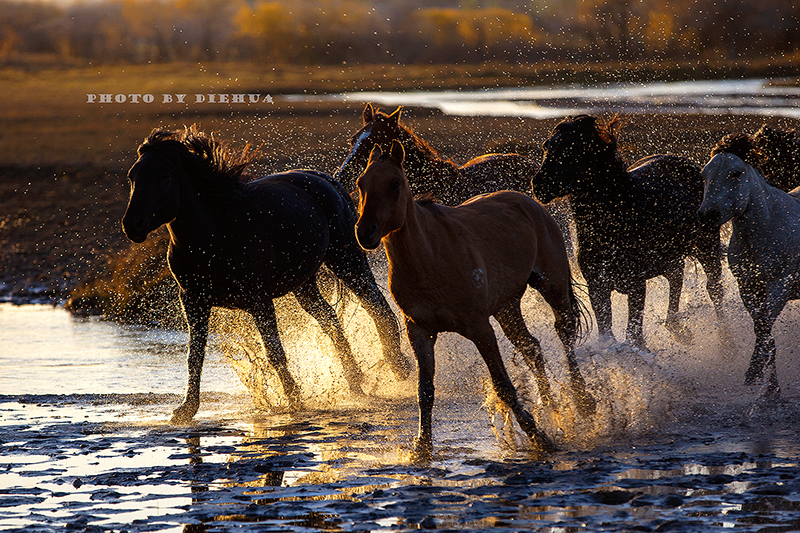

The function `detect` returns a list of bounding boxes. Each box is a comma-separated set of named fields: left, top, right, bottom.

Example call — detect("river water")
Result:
left=2, top=258, right=800, bottom=532
left=305, top=78, right=800, bottom=119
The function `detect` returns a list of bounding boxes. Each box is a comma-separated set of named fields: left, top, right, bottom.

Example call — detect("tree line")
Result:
left=1, top=0, right=797, bottom=65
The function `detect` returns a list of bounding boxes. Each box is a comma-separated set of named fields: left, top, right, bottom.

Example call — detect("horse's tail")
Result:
left=569, top=276, right=593, bottom=345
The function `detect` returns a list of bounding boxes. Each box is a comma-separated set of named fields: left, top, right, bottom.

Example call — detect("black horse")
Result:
left=531, top=115, right=724, bottom=349
left=122, top=126, right=411, bottom=423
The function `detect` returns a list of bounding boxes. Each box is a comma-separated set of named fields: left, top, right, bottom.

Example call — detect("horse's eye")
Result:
left=391, top=181, right=401, bottom=190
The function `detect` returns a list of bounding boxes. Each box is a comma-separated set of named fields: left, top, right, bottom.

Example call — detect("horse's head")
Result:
left=699, top=151, right=757, bottom=226
left=335, top=103, right=403, bottom=191
left=122, top=133, right=184, bottom=243
left=531, top=114, right=620, bottom=203
left=355, top=140, right=409, bottom=250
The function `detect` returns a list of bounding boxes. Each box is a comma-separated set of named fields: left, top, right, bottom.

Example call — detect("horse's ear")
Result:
left=363, top=103, right=374, bottom=124
left=388, top=106, right=402, bottom=127
left=368, top=144, right=382, bottom=161
left=389, top=140, right=405, bottom=164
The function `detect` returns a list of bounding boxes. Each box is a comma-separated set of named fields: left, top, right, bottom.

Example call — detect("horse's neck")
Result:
left=382, top=201, right=437, bottom=278
left=736, top=176, right=794, bottom=236
left=399, top=130, right=451, bottom=180
left=167, top=179, right=221, bottom=251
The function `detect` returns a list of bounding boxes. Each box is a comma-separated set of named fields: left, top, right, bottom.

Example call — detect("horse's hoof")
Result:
left=529, top=430, right=555, bottom=453
left=170, top=402, right=199, bottom=425
left=665, top=321, right=693, bottom=345
left=410, top=437, right=433, bottom=463
left=575, top=391, right=597, bottom=417
left=391, top=356, right=413, bottom=381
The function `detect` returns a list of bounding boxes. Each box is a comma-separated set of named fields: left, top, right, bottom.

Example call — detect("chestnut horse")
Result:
left=355, top=140, right=595, bottom=457
left=122, top=126, right=411, bottom=423
left=531, top=115, right=724, bottom=350
left=699, top=133, right=800, bottom=398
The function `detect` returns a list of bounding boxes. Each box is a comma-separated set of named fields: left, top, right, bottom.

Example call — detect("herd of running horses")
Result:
left=121, top=103, right=800, bottom=457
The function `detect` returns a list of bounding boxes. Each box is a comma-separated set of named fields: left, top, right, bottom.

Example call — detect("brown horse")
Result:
left=335, top=103, right=536, bottom=205
left=355, top=140, right=595, bottom=458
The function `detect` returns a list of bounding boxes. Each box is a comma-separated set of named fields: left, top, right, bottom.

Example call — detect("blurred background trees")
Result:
left=0, top=0, right=796, bottom=66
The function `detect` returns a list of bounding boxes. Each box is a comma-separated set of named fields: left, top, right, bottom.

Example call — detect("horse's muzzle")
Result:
left=122, top=215, right=150, bottom=243
left=355, top=222, right=381, bottom=250
left=697, top=204, right=722, bottom=227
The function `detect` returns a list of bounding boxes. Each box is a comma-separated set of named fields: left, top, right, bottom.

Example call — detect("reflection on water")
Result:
left=2, top=289, right=800, bottom=531
left=0, top=303, right=245, bottom=396
left=298, top=78, right=800, bottom=119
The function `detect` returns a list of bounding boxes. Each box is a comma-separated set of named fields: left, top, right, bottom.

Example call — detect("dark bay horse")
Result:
left=122, top=126, right=411, bottom=423
left=699, top=133, right=800, bottom=398
left=531, top=115, right=724, bottom=350
left=355, top=140, right=595, bottom=458
left=750, top=125, right=800, bottom=192
left=335, top=103, right=537, bottom=205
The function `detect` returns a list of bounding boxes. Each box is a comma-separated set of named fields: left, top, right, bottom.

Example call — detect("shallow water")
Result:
left=2, top=268, right=800, bottom=533
left=295, top=78, right=800, bottom=119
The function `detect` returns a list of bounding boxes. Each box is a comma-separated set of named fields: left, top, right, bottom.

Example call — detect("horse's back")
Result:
left=251, top=169, right=357, bottom=225
left=628, top=154, right=704, bottom=196
left=454, top=191, right=567, bottom=271
left=459, top=153, right=537, bottom=196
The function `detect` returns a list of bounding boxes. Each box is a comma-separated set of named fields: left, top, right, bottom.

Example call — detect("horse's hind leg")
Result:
left=664, top=262, right=693, bottom=344
left=325, top=254, right=412, bottom=381
left=494, top=298, right=554, bottom=408
left=252, top=300, right=302, bottom=409
left=293, top=277, right=365, bottom=396
left=533, top=274, right=596, bottom=416
left=467, top=319, right=553, bottom=453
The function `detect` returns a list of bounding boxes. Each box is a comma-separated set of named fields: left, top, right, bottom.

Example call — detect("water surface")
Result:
left=2, top=288, right=800, bottom=532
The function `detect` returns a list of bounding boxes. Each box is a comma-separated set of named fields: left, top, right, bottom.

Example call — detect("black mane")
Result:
left=710, top=132, right=764, bottom=168
left=138, top=126, right=254, bottom=196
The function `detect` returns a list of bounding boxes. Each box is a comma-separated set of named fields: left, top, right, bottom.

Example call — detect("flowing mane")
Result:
left=709, top=132, right=764, bottom=168
left=138, top=126, right=255, bottom=196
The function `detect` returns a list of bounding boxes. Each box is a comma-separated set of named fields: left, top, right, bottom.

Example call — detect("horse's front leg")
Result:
left=664, top=263, right=693, bottom=344
left=405, top=318, right=437, bottom=461
left=467, top=320, right=554, bottom=453
left=171, top=291, right=211, bottom=424
left=336, top=263, right=412, bottom=381
left=743, top=283, right=788, bottom=399
left=494, top=299, right=554, bottom=409
left=625, top=279, right=647, bottom=350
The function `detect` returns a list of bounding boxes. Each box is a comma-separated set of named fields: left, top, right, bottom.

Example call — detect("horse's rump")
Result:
left=460, top=153, right=537, bottom=195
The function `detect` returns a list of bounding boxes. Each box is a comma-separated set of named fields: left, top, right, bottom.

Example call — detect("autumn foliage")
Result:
left=0, top=0, right=797, bottom=65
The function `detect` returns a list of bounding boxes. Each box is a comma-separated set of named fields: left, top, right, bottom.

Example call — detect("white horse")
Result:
left=699, top=145, right=800, bottom=398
